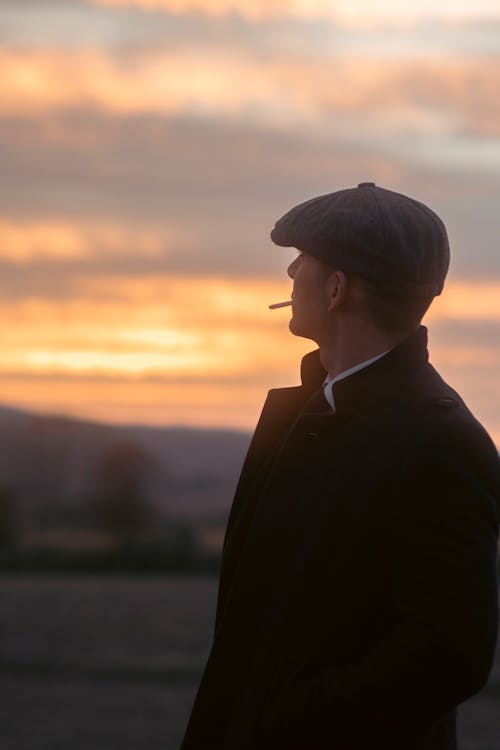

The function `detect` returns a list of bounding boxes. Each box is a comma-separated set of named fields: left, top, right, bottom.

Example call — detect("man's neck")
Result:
left=319, top=326, right=412, bottom=379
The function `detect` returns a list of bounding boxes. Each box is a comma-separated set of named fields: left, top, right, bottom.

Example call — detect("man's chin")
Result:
left=288, top=316, right=316, bottom=342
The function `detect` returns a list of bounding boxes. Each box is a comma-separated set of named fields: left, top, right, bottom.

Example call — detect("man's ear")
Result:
left=326, top=270, right=348, bottom=312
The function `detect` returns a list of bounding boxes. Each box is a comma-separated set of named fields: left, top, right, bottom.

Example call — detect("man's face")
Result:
left=286, top=252, right=332, bottom=342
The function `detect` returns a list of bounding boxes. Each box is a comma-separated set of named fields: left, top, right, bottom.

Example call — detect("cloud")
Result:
left=3, top=1, right=500, bottom=60
left=0, top=219, right=177, bottom=263
left=89, top=0, right=305, bottom=21
left=0, top=277, right=303, bottom=387
left=88, top=0, right=500, bottom=27
left=1, top=47, right=500, bottom=142
left=429, top=282, right=500, bottom=321
left=1, top=111, right=500, bottom=288
left=0, top=111, right=405, bottom=289
left=1, top=275, right=498, bottom=378
left=0, top=276, right=498, bottom=438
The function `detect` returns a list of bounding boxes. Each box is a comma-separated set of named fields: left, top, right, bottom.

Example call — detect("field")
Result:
left=0, top=575, right=498, bottom=750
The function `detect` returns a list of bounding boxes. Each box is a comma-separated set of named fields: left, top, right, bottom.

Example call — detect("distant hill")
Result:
left=0, top=405, right=251, bottom=524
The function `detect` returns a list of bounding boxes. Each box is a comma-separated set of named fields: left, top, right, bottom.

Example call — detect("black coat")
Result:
left=180, top=326, right=500, bottom=750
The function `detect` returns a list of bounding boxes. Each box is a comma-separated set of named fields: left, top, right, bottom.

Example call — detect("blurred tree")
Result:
left=0, top=486, right=18, bottom=551
left=166, top=520, right=201, bottom=567
left=90, top=441, right=157, bottom=549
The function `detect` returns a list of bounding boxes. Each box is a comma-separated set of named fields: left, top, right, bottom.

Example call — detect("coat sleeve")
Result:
left=320, top=421, right=500, bottom=737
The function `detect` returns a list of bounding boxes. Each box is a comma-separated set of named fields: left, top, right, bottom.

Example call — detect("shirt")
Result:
left=323, top=350, right=390, bottom=412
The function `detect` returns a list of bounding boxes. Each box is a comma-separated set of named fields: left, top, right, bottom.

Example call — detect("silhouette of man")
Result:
left=180, top=183, right=500, bottom=750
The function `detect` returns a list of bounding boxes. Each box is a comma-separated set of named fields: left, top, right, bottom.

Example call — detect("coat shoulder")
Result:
left=393, top=362, right=496, bottom=453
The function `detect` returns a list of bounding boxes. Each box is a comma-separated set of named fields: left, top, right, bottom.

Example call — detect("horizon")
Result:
left=0, top=400, right=252, bottom=436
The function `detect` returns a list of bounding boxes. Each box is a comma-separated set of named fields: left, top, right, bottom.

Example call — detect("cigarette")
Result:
left=269, top=300, right=293, bottom=309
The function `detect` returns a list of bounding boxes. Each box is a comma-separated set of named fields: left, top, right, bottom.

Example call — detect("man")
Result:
left=180, top=183, right=500, bottom=750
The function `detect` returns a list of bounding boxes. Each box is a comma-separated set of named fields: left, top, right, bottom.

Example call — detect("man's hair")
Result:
left=355, top=278, right=434, bottom=336
left=317, top=258, right=434, bottom=335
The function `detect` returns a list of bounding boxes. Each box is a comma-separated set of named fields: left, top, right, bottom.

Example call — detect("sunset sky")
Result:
left=1, top=0, right=500, bottom=444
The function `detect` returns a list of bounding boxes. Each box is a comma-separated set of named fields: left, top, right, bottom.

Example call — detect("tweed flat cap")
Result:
left=270, top=182, right=450, bottom=296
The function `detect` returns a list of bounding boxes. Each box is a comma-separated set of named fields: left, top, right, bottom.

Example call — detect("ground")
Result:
left=0, top=576, right=497, bottom=749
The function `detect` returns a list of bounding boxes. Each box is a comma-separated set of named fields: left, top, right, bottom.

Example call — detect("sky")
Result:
left=1, top=0, right=499, bottom=444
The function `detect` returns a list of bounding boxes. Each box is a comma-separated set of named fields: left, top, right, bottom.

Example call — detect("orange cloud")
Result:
left=0, top=276, right=498, bottom=437
left=0, top=275, right=497, bottom=379
left=0, top=49, right=299, bottom=116
left=0, top=219, right=174, bottom=262
left=0, top=277, right=303, bottom=378
left=0, top=374, right=269, bottom=430
left=0, top=275, right=307, bottom=429
left=90, top=0, right=290, bottom=19
left=89, top=0, right=500, bottom=26
left=428, top=282, right=500, bottom=321
left=1, top=49, right=499, bottom=137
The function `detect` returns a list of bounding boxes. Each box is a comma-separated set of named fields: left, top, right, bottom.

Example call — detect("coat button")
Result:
left=430, top=397, right=458, bottom=409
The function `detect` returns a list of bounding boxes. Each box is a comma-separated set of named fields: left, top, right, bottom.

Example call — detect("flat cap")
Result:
left=271, top=182, right=450, bottom=297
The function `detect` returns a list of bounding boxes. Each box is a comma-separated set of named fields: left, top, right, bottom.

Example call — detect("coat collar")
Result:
left=299, top=325, right=430, bottom=419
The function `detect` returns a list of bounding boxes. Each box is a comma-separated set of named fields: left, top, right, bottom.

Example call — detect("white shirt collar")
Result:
left=322, top=350, right=390, bottom=411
